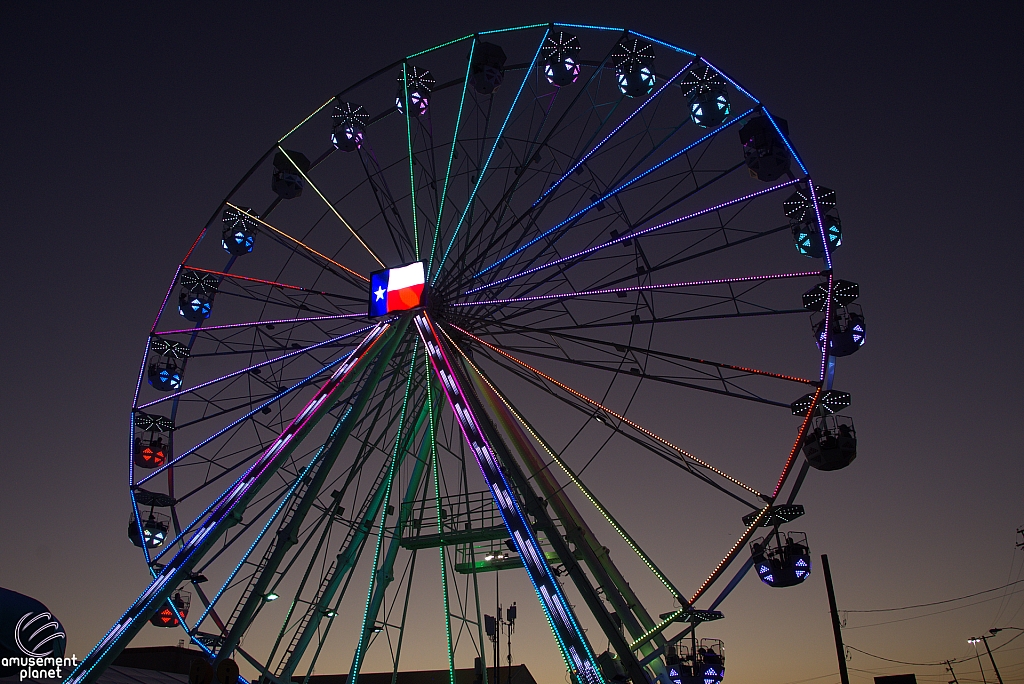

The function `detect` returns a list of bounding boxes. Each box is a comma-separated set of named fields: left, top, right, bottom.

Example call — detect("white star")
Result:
left=374, top=286, right=386, bottom=301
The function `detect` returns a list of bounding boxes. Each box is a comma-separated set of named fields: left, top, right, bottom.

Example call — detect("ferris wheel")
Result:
left=69, top=22, right=864, bottom=684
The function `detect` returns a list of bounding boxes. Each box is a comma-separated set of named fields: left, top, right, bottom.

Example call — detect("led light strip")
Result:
left=449, top=324, right=763, bottom=498
left=414, top=313, right=604, bottom=684
left=156, top=313, right=366, bottom=336
left=457, top=270, right=820, bottom=307
left=66, top=322, right=391, bottom=684
left=432, top=29, right=550, bottom=285
left=530, top=61, right=694, bottom=210
left=179, top=266, right=340, bottom=294
left=424, top=357, right=456, bottom=684
left=427, top=38, right=475, bottom=277
left=224, top=203, right=370, bottom=282
left=136, top=325, right=377, bottom=409
left=466, top=177, right=803, bottom=295
left=477, top=104, right=761, bottom=278
left=452, top=338, right=685, bottom=602
left=275, top=147, right=385, bottom=268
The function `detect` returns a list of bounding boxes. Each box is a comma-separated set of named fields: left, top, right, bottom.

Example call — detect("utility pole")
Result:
left=945, top=660, right=959, bottom=684
left=821, top=555, right=850, bottom=684
left=979, top=635, right=1004, bottom=684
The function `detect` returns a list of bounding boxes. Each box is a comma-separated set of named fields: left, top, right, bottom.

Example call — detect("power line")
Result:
left=847, top=629, right=1024, bottom=668
left=844, top=579, right=1024, bottom=613
left=845, top=588, right=1024, bottom=630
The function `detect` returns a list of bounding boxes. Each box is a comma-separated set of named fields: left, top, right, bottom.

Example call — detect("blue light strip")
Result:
left=700, top=57, right=760, bottom=105
left=414, top=313, right=604, bottom=684
left=431, top=29, right=550, bottom=286
left=627, top=30, right=696, bottom=56
left=465, top=177, right=802, bottom=295
left=762, top=106, right=808, bottom=175
left=553, top=22, right=624, bottom=32
left=191, top=405, right=354, bottom=631
left=64, top=323, right=391, bottom=684
left=136, top=325, right=376, bottom=410
left=134, top=321, right=387, bottom=488
left=528, top=61, right=691, bottom=212
left=476, top=104, right=753, bottom=278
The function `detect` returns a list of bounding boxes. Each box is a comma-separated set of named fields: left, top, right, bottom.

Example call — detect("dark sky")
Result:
left=2, top=3, right=1023, bottom=683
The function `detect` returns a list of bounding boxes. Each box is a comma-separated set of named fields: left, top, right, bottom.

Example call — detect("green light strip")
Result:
left=426, top=38, right=476, bottom=279
left=406, top=33, right=474, bottom=60
left=351, top=341, right=419, bottom=680
left=629, top=609, right=684, bottom=651
left=432, top=29, right=550, bottom=285
left=425, top=358, right=455, bottom=684
left=278, top=96, right=335, bottom=143
left=479, top=23, right=550, bottom=35
left=460, top=344, right=684, bottom=602
left=402, top=63, right=419, bottom=260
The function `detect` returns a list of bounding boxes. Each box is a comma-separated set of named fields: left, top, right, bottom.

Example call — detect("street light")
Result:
left=265, top=592, right=279, bottom=601
left=968, top=634, right=1004, bottom=684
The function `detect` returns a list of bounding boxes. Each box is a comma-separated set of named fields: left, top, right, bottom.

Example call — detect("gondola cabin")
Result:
left=751, top=531, right=812, bottom=587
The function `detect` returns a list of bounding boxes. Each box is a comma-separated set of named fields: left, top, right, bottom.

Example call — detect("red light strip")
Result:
left=689, top=386, right=822, bottom=604
left=449, top=323, right=763, bottom=498
left=225, top=203, right=369, bottom=283
left=772, top=387, right=821, bottom=498
left=182, top=266, right=336, bottom=294
left=455, top=270, right=822, bottom=308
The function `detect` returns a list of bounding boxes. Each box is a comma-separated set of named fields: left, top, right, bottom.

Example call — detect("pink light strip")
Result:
left=136, top=324, right=377, bottom=409
left=156, top=313, right=367, bottom=336
left=150, top=265, right=183, bottom=335
left=465, top=177, right=803, bottom=295
left=453, top=270, right=821, bottom=308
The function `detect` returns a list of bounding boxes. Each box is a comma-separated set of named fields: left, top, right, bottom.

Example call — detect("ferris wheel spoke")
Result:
left=478, top=344, right=765, bottom=514
left=223, top=203, right=370, bottom=285
left=133, top=331, right=388, bottom=487
left=484, top=323, right=818, bottom=387
left=475, top=106, right=756, bottom=280
left=439, top=36, right=629, bottom=287
left=136, top=326, right=377, bottom=410
left=457, top=269, right=819, bottom=311
left=358, top=146, right=417, bottom=263
left=431, top=28, right=550, bottom=285
left=446, top=84, right=568, bottom=287
left=446, top=322, right=764, bottom=498
left=530, top=58, right=692, bottom=211
left=274, top=147, right=385, bottom=268
left=154, top=313, right=368, bottom=337
left=463, top=177, right=803, bottom=299
left=469, top=338, right=795, bottom=408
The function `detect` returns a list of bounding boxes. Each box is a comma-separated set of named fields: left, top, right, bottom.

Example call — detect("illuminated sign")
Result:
left=369, top=262, right=425, bottom=316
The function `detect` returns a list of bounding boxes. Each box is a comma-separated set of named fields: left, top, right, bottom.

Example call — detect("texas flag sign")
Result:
left=369, top=262, right=426, bottom=316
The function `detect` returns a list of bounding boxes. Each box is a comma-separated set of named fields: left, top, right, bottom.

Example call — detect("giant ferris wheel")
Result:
left=69, top=22, right=864, bottom=684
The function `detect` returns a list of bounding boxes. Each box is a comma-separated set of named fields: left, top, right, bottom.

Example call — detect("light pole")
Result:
left=977, top=628, right=1024, bottom=684
left=968, top=638, right=988, bottom=684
